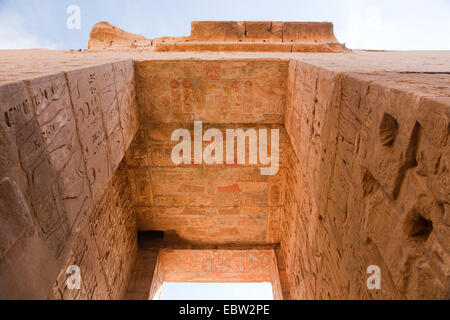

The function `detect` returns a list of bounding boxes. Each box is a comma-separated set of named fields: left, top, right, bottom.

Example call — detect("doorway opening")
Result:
left=160, top=282, right=274, bottom=300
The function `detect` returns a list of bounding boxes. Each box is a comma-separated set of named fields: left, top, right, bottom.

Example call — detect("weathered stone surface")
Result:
left=280, top=59, right=450, bottom=300
left=0, top=60, right=138, bottom=299
left=51, top=226, right=110, bottom=300
left=0, top=82, right=30, bottom=192
left=66, top=66, right=112, bottom=202
left=136, top=60, right=287, bottom=124
left=52, top=160, right=137, bottom=300
left=125, top=249, right=159, bottom=300
left=283, top=22, right=338, bottom=43
left=244, top=22, right=283, bottom=42
left=26, top=74, right=92, bottom=235
left=65, top=63, right=134, bottom=202
left=125, top=122, right=285, bottom=244
left=145, top=249, right=283, bottom=299
left=0, top=82, right=35, bottom=260
left=0, top=177, right=34, bottom=259
left=88, top=21, right=152, bottom=51
left=136, top=206, right=279, bottom=244
left=97, top=64, right=125, bottom=173
left=113, top=60, right=139, bottom=150
left=0, top=231, right=60, bottom=300
left=0, top=78, right=72, bottom=258
left=0, top=79, right=76, bottom=299
left=150, top=249, right=282, bottom=299
left=155, top=42, right=348, bottom=53
left=88, top=21, right=346, bottom=53
left=0, top=33, right=449, bottom=301
left=191, top=21, right=246, bottom=42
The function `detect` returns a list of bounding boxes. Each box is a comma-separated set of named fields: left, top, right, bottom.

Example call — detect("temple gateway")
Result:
left=0, top=21, right=449, bottom=300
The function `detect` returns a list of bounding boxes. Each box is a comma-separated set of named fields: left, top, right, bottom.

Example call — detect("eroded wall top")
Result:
left=88, top=21, right=348, bottom=53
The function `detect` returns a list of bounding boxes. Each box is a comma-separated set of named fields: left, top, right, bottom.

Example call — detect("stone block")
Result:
left=191, top=21, right=245, bottom=42
left=66, top=65, right=112, bottom=202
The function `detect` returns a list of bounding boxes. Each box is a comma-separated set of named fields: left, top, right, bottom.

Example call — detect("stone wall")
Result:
left=0, top=60, right=139, bottom=299
left=280, top=60, right=449, bottom=299
left=125, top=248, right=159, bottom=300
left=51, top=160, right=137, bottom=300
left=135, top=60, right=287, bottom=124
left=1, top=50, right=448, bottom=300
left=129, top=60, right=288, bottom=244
left=88, top=21, right=348, bottom=53
left=147, top=249, right=283, bottom=300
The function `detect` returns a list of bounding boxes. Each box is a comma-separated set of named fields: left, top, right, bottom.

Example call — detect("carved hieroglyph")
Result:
left=0, top=60, right=139, bottom=299
left=130, top=60, right=288, bottom=244
left=281, top=60, right=450, bottom=299
left=145, top=249, right=283, bottom=299
left=0, top=42, right=449, bottom=300
left=136, top=60, right=287, bottom=124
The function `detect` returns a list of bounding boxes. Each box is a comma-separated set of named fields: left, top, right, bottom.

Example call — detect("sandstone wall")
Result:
left=88, top=21, right=347, bottom=53
left=281, top=60, right=449, bottom=299
left=148, top=249, right=283, bottom=299
left=156, top=249, right=276, bottom=282
left=1, top=50, right=448, bottom=300
left=130, top=60, right=288, bottom=244
left=135, top=60, right=287, bottom=124
left=125, top=248, right=159, bottom=300
left=0, top=60, right=139, bottom=299
left=190, top=22, right=338, bottom=43
left=51, top=160, right=137, bottom=300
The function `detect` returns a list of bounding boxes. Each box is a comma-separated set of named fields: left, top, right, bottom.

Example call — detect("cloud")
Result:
left=0, top=0, right=449, bottom=50
left=0, top=12, right=58, bottom=49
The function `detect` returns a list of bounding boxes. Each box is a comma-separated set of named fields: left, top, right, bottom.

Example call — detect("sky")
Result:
left=160, top=283, right=274, bottom=300
left=0, top=0, right=449, bottom=51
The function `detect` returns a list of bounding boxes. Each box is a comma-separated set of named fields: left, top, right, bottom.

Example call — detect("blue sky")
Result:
left=0, top=0, right=449, bottom=50
left=160, top=283, right=274, bottom=300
